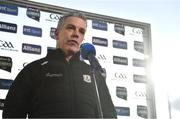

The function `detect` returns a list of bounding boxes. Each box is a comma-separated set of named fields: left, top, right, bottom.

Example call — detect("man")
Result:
left=3, top=11, right=117, bottom=118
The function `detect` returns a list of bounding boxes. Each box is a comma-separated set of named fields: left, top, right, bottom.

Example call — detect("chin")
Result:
left=68, top=48, right=79, bottom=55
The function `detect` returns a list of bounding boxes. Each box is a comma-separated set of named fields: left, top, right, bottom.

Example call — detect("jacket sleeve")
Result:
left=95, top=70, right=117, bottom=118
left=2, top=65, right=33, bottom=118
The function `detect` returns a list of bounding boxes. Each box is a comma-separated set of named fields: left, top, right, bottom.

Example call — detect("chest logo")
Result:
left=46, top=72, right=63, bottom=78
left=83, top=75, right=91, bottom=83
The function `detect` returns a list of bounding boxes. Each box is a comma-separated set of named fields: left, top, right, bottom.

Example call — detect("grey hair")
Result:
left=56, top=11, right=87, bottom=30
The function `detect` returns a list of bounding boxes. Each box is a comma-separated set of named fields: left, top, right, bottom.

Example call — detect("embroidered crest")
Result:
left=83, top=75, right=91, bottom=83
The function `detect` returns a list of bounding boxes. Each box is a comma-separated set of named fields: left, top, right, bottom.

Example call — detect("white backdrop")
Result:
left=0, top=3, right=151, bottom=119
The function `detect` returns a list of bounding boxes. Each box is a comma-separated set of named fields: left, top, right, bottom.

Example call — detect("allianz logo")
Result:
left=22, top=43, right=41, bottom=55
left=92, top=36, right=108, bottom=47
left=0, top=21, right=17, bottom=33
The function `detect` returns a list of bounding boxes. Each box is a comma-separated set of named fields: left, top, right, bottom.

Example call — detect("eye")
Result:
left=79, top=28, right=86, bottom=35
left=66, top=25, right=75, bottom=30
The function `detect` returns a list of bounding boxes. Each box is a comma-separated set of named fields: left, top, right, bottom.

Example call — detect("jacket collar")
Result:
left=46, top=48, right=80, bottom=61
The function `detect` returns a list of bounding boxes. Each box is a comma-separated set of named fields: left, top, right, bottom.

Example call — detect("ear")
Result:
left=55, top=28, right=58, bottom=40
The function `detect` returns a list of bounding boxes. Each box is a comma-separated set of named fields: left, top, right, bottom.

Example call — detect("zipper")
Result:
left=66, top=60, right=75, bottom=117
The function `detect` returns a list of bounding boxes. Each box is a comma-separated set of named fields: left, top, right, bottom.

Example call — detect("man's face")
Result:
left=55, top=16, right=87, bottom=56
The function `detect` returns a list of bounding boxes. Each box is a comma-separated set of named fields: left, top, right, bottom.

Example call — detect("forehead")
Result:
left=64, top=16, right=87, bottom=28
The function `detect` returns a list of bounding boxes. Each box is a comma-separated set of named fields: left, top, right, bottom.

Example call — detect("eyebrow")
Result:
left=66, top=24, right=86, bottom=32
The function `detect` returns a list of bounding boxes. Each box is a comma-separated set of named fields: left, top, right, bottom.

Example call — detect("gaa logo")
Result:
left=0, top=39, right=18, bottom=52
left=0, top=40, right=14, bottom=48
left=50, top=13, right=61, bottom=21
left=112, top=72, right=128, bottom=82
left=135, top=91, right=147, bottom=98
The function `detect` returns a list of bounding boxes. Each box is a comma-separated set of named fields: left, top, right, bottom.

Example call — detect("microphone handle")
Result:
left=87, top=54, right=103, bottom=72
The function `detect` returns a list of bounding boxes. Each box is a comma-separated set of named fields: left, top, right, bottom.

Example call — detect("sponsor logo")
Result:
left=0, top=99, right=5, bottom=110
left=113, top=56, right=128, bottom=65
left=133, top=74, right=146, bottom=83
left=97, top=54, right=106, bottom=61
left=22, top=43, right=41, bottom=55
left=134, top=41, right=144, bottom=53
left=92, top=20, right=107, bottom=31
left=135, top=91, right=147, bottom=98
left=114, top=24, right=125, bottom=35
left=50, top=27, right=56, bottom=39
left=0, top=40, right=18, bottom=52
left=116, top=86, right=127, bottom=100
left=112, top=72, right=127, bottom=81
left=92, top=37, right=108, bottom=47
left=128, top=27, right=143, bottom=36
left=46, top=72, right=63, bottom=78
left=23, top=62, right=29, bottom=67
left=23, top=25, right=42, bottom=37
left=113, top=40, right=127, bottom=49
left=0, top=56, right=12, bottom=72
left=137, top=105, right=148, bottom=118
left=46, top=13, right=61, bottom=22
left=0, top=4, right=18, bottom=16
left=0, top=21, right=17, bottom=33
left=0, top=40, right=13, bottom=49
left=26, top=7, right=40, bottom=21
left=133, top=28, right=143, bottom=35
left=133, top=58, right=145, bottom=67
left=115, top=106, right=130, bottom=116
left=50, top=13, right=60, bottom=20
left=83, top=74, right=91, bottom=83
left=97, top=54, right=108, bottom=63
left=18, top=62, right=29, bottom=71
left=0, top=78, right=13, bottom=90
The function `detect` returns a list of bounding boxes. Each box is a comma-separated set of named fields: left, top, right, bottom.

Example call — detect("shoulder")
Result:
left=22, top=57, right=47, bottom=72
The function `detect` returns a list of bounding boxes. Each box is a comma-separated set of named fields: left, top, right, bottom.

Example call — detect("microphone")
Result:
left=80, top=43, right=105, bottom=118
left=80, top=43, right=103, bottom=72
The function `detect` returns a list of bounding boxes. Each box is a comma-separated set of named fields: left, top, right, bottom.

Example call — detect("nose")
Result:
left=72, top=29, right=79, bottom=38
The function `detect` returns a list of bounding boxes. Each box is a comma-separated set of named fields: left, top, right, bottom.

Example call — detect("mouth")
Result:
left=67, top=40, right=79, bottom=46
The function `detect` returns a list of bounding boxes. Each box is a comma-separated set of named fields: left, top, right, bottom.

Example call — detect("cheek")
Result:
left=79, top=35, right=85, bottom=43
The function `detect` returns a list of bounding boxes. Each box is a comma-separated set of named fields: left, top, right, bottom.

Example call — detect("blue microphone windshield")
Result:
left=80, top=43, right=96, bottom=60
